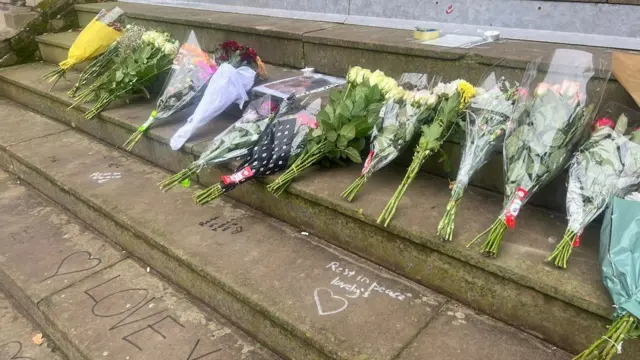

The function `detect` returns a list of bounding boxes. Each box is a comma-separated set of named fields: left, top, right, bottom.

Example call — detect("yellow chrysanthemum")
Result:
left=457, top=80, right=476, bottom=108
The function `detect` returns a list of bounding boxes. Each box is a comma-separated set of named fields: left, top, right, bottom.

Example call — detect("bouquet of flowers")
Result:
left=341, top=73, right=440, bottom=201
left=169, top=41, right=267, bottom=150
left=377, top=79, right=477, bottom=227
left=470, top=49, right=609, bottom=258
left=123, top=31, right=217, bottom=151
left=158, top=95, right=278, bottom=192
left=70, top=29, right=179, bottom=119
left=266, top=66, right=397, bottom=196
left=68, top=24, right=147, bottom=97
left=574, top=195, right=640, bottom=359
left=548, top=103, right=640, bottom=268
left=437, top=67, right=531, bottom=241
left=44, top=7, right=125, bottom=88
left=195, top=96, right=322, bottom=205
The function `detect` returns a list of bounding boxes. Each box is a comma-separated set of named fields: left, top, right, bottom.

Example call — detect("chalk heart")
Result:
left=314, top=288, right=348, bottom=316
left=0, top=341, right=26, bottom=360
left=47, top=251, right=102, bottom=280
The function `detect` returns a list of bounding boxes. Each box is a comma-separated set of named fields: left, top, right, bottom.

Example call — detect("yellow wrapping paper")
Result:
left=59, top=18, right=121, bottom=70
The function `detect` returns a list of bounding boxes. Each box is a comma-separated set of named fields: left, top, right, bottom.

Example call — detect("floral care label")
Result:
left=313, top=261, right=414, bottom=316
left=505, top=187, right=527, bottom=228
left=90, top=172, right=122, bottom=184
left=221, top=166, right=253, bottom=185
left=361, top=151, right=374, bottom=175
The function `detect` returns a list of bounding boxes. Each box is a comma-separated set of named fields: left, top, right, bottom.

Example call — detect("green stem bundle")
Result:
left=43, top=67, right=67, bottom=91
left=377, top=148, right=432, bottom=227
left=467, top=218, right=508, bottom=257
left=437, top=187, right=465, bottom=241
left=547, top=229, right=578, bottom=269
left=267, top=140, right=329, bottom=197
left=574, top=313, right=638, bottom=360
left=341, top=175, right=368, bottom=202
left=194, top=183, right=225, bottom=205
left=158, top=163, right=198, bottom=192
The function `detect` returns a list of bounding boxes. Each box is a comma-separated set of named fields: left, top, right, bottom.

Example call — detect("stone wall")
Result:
left=0, top=0, right=79, bottom=67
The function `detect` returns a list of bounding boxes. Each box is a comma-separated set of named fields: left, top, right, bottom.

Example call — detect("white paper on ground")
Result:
left=170, top=63, right=257, bottom=150
left=421, top=34, right=483, bottom=48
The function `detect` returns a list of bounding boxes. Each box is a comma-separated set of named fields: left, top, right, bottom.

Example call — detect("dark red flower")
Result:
left=221, top=40, right=240, bottom=52
left=246, top=47, right=257, bottom=58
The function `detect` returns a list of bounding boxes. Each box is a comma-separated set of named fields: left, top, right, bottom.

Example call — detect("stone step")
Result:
left=0, top=57, right=627, bottom=356
left=0, top=167, right=280, bottom=359
left=1, top=287, right=66, bottom=360
left=0, top=97, right=574, bottom=359
left=0, top=5, right=36, bottom=30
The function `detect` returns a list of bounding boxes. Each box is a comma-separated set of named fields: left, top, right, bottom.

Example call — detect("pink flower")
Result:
left=534, top=83, right=550, bottom=96
left=550, top=84, right=562, bottom=95
left=593, top=117, right=615, bottom=131
left=516, top=87, right=529, bottom=100
left=561, top=80, right=580, bottom=97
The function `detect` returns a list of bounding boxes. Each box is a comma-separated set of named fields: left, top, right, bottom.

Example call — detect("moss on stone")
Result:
left=2, top=0, right=82, bottom=67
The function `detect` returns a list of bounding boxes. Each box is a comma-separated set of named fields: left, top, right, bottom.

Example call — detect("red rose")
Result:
left=593, top=117, right=615, bottom=131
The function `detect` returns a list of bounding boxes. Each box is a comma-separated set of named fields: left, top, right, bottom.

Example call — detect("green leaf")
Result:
left=337, top=135, right=349, bottom=149
left=352, top=97, right=367, bottom=115
left=312, top=128, right=323, bottom=138
left=330, top=89, right=342, bottom=104
left=349, top=137, right=366, bottom=152
left=344, top=147, right=362, bottom=163
left=340, top=123, right=356, bottom=140
left=326, top=130, right=338, bottom=142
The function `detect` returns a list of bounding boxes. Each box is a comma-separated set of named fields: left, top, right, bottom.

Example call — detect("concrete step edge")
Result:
left=0, top=61, right=618, bottom=356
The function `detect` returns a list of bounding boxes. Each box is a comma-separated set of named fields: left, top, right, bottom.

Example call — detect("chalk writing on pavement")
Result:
left=313, top=261, right=414, bottom=316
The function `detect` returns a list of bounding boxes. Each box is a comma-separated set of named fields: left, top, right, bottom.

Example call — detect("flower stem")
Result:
left=194, top=183, right=225, bottom=205
left=467, top=218, right=507, bottom=257
left=267, top=141, right=328, bottom=197
left=573, top=313, right=637, bottom=360
left=158, top=164, right=197, bottom=192
left=341, top=175, right=368, bottom=202
left=437, top=187, right=464, bottom=241
left=377, top=148, right=432, bottom=227
left=547, top=229, right=577, bottom=269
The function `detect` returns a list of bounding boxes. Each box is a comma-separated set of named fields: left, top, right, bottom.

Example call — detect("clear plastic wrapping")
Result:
left=194, top=95, right=278, bottom=171
left=500, top=49, right=611, bottom=228
left=453, top=67, right=527, bottom=193
left=362, top=73, right=434, bottom=177
left=566, top=102, right=640, bottom=234
left=95, top=7, right=125, bottom=29
left=170, top=63, right=257, bottom=150
left=194, top=96, right=322, bottom=204
left=438, top=63, right=530, bottom=241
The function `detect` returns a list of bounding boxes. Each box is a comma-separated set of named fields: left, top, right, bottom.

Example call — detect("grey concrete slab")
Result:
left=38, top=259, right=278, bottom=360
left=0, top=170, right=126, bottom=303
left=397, top=302, right=572, bottom=360
left=0, top=290, right=66, bottom=360
left=0, top=98, right=67, bottom=148
left=5, top=129, right=448, bottom=360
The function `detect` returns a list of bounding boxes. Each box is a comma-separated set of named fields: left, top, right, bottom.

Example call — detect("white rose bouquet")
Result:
left=342, top=73, right=442, bottom=201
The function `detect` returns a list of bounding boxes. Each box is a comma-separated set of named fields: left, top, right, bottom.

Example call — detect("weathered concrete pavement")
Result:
left=0, top=98, right=574, bottom=359
left=1, top=287, right=66, bottom=360
left=0, top=168, right=279, bottom=360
